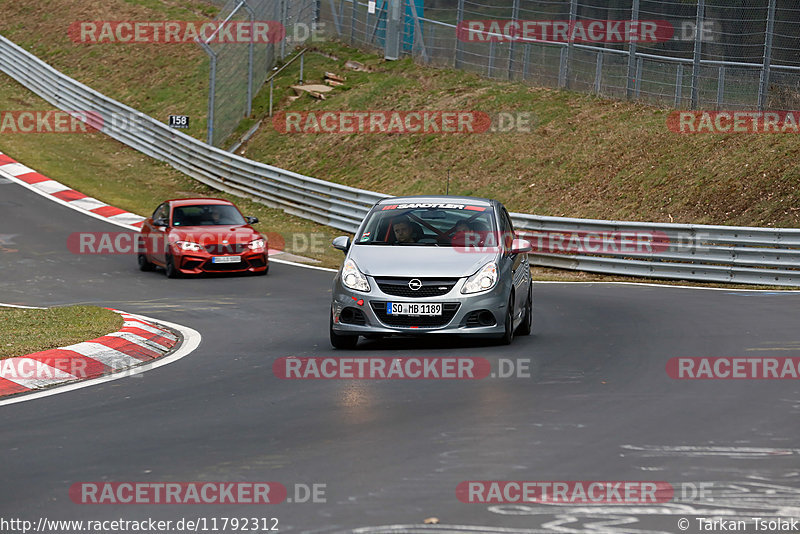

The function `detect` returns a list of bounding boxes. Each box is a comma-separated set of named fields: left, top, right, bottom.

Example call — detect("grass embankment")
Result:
left=0, top=306, right=123, bottom=359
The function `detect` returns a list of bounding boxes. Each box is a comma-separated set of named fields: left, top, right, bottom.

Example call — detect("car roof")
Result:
left=166, top=198, right=234, bottom=207
left=376, top=195, right=495, bottom=206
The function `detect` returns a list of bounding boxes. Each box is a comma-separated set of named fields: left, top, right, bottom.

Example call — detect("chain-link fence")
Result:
left=199, top=0, right=316, bottom=146
left=319, top=0, right=800, bottom=111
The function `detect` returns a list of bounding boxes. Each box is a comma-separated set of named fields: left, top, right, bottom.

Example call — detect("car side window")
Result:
left=500, top=207, right=514, bottom=251
left=152, top=203, right=168, bottom=223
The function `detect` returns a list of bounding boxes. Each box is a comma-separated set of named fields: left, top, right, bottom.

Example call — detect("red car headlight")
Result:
left=248, top=238, right=266, bottom=252
left=174, top=240, right=204, bottom=252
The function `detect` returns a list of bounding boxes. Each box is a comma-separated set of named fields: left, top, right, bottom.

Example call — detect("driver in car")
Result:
left=392, top=217, right=418, bottom=244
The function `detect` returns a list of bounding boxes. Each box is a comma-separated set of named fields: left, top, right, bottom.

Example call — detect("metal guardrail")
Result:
left=2, top=33, right=800, bottom=286
left=0, top=34, right=388, bottom=234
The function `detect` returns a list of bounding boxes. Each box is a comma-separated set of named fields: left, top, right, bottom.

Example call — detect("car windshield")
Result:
left=172, top=204, right=246, bottom=226
left=355, top=202, right=496, bottom=246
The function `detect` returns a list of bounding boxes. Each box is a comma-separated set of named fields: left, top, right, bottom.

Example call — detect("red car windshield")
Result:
left=172, top=205, right=246, bottom=227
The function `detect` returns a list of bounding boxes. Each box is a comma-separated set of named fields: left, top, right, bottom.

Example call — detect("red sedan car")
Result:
left=137, top=198, right=269, bottom=277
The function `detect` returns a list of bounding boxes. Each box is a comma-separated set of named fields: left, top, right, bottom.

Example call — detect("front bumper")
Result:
left=331, top=276, right=510, bottom=336
left=174, top=250, right=268, bottom=274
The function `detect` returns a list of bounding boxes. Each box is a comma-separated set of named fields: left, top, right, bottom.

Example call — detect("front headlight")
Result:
left=461, top=261, right=498, bottom=294
left=174, top=240, right=203, bottom=252
left=248, top=238, right=266, bottom=251
left=341, top=259, right=370, bottom=292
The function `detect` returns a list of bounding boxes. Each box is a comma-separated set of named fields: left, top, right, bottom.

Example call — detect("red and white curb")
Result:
left=0, top=307, right=199, bottom=402
left=0, top=150, right=321, bottom=265
left=0, top=151, right=147, bottom=228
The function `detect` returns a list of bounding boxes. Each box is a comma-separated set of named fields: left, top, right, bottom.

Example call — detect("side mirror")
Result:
left=245, top=216, right=259, bottom=224
left=153, top=217, right=169, bottom=227
left=511, top=238, right=533, bottom=254
left=332, top=236, right=350, bottom=252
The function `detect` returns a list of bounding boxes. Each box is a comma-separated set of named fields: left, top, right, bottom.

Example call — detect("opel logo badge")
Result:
left=408, top=279, right=423, bottom=291
left=222, top=240, right=229, bottom=244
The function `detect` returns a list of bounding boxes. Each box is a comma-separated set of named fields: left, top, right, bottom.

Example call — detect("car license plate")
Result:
left=212, top=256, right=241, bottom=264
left=386, top=302, right=442, bottom=316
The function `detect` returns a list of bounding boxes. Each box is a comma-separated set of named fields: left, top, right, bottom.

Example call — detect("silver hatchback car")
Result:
left=329, top=196, right=533, bottom=348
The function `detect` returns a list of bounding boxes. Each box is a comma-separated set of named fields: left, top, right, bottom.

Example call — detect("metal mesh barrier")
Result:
left=320, top=0, right=800, bottom=112
left=199, top=0, right=315, bottom=146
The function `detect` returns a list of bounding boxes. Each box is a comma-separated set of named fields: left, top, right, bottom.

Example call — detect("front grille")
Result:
left=202, top=259, right=251, bottom=271
left=205, top=243, right=248, bottom=254
left=374, top=277, right=459, bottom=298
left=370, top=301, right=460, bottom=328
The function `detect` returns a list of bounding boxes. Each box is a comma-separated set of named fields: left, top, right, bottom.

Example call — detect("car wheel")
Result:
left=330, top=314, right=358, bottom=349
left=137, top=252, right=154, bottom=272
left=498, top=293, right=515, bottom=345
left=516, top=284, right=532, bottom=336
left=165, top=254, right=181, bottom=279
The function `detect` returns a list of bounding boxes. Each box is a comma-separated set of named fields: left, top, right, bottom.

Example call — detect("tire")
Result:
left=255, top=264, right=269, bottom=276
left=330, top=314, right=359, bottom=349
left=516, top=283, right=532, bottom=336
left=498, top=293, right=515, bottom=345
left=165, top=254, right=181, bottom=279
left=137, top=252, right=154, bottom=272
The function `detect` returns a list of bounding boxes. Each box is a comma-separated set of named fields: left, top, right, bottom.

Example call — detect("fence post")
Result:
left=564, top=0, right=577, bottom=89
left=384, top=0, right=401, bottom=59
left=488, top=41, right=496, bottom=77
left=199, top=42, right=217, bottom=145
left=454, top=0, right=465, bottom=68
left=281, top=0, right=290, bottom=57
left=716, top=65, right=725, bottom=108
left=350, top=0, right=357, bottom=44
left=626, top=0, right=639, bottom=99
left=522, top=43, right=531, bottom=80
left=558, top=46, right=567, bottom=88
left=635, top=56, right=642, bottom=98
left=243, top=1, right=255, bottom=118
left=507, top=0, right=520, bottom=80
left=407, top=0, right=429, bottom=62
left=691, top=0, right=705, bottom=109
left=675, top=63, right=684, bottom=107
left=758, top=0, right=777, bottom=111
left=594, top=51, right=603, bottom=94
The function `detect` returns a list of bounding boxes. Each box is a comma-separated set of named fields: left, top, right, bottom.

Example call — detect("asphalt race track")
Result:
left=1, top=178, right=799, bottom=534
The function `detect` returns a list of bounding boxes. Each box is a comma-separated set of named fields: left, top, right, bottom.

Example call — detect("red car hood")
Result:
left=168, top=225, right=262, bottom=245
